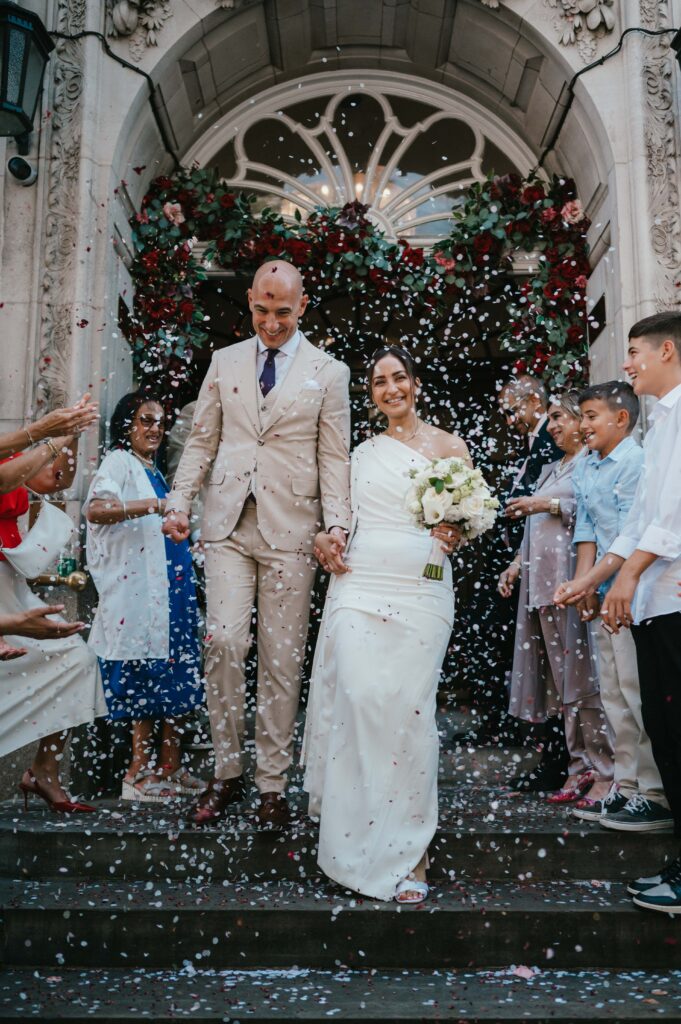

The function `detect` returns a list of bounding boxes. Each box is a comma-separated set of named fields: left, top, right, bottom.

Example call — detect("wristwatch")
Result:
left=549, top=497, right=561, bottom=517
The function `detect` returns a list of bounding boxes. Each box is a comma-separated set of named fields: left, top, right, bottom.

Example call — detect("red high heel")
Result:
left=18, top=769, right=96, bottom=814
left=546, top=770, right=595, bottom=805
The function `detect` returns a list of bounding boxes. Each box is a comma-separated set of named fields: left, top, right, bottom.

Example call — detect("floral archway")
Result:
left=128, top=168, right=592, bottom=392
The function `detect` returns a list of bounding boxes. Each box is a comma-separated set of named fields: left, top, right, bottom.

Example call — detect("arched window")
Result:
left=204, top=76, right=526, bottom=246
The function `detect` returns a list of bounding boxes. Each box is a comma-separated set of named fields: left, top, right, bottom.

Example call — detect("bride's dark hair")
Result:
left=367, top=346, right=417, bottom=390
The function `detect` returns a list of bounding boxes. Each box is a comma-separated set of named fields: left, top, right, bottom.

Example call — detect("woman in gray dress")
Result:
left=498, top=392, right=613, bottom=806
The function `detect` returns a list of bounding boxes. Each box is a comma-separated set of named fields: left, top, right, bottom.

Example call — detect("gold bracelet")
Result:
left=24, top=426, right=35, bottom=446
left=549, top=497, right=561, bottom=516
left=44, top=440, right=60, bottom=461
left=121, top=502, right=127, bottom=520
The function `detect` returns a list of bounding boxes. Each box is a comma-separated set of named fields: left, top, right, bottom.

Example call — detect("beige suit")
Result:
left=167, top=333, right=351, bottom=791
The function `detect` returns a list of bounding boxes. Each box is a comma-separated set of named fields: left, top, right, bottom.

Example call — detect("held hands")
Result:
left=162, top=509, right=191, bottom=543
left=497, top=561, right=521, bottom=598
left=314, top=528, right=350, bottom=575
left=431, top=523, right=464, bottom=554
left=553, top=575, right=596, bottom=607
left=576, top=592, right=600, bottom=622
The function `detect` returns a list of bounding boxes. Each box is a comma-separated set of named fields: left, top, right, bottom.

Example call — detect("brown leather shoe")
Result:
left=257, top=791, right=290, bottom=829
left=191, top=776, right=245, bottom=825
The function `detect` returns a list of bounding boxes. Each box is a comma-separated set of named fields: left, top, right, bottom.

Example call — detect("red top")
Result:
left=0, top=457, right=29, bottom=560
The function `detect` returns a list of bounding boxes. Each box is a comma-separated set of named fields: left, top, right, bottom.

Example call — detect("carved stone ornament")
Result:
left=35, top=0, right=87, bottom=410
left=106, top=0, right=237, bottom=59
left=639, top=0, right=681, bottom=308
left=543, top=0, right=616, bottom=58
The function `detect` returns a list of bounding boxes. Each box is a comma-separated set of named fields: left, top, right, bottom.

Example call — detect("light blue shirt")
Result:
left=572, top=435, right=644, bottom=597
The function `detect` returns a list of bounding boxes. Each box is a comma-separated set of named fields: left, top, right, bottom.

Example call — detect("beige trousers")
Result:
left=203, top=501, right=317, bottom=793
left=538, top=607, right=614, bottom=780
left=593, top=623, right=667, bottom=804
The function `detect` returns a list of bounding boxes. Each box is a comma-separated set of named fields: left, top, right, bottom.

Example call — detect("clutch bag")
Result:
left=0, top=497, right=75, bottom=578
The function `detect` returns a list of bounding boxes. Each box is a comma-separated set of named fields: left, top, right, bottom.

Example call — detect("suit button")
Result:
left=257, top=440, right=264, bottom=446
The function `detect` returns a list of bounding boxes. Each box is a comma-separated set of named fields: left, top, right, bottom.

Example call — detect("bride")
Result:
left=302, top=346, right=472, bottom=904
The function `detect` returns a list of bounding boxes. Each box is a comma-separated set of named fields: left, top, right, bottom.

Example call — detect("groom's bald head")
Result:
left=248, top=260, right=309, bottom=348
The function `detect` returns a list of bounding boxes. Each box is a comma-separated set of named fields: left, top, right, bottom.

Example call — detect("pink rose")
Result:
left=162, top=201, right=185, bottom=226
left=561, top=200, right=584, bottom=225
left=575, top=274, right=588, bottom=290
left=434, top=252, right=457, bottom=272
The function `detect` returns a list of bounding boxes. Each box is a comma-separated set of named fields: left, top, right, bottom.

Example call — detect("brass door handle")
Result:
left=29, top=570, right=88, bottom=591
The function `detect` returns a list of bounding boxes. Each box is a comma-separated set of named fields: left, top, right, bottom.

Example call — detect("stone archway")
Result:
left=102, top=0, right=618, bottom=401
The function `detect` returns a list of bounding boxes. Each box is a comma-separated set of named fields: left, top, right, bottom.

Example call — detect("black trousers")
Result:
left=632, top=612, right=681, bottom=837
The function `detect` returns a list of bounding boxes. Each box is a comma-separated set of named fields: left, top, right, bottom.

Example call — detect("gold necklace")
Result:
left=388, top=416, right=422, bottom=443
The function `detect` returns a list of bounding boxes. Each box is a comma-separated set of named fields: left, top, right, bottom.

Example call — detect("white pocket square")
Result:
left=302, top=379, right=322, bottom=390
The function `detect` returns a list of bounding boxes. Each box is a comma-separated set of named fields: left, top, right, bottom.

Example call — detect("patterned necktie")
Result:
left=259, top=348, right=277, bottom=397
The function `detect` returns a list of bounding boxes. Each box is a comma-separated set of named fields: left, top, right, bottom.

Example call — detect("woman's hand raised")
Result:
left=31, top=394, right=99, bottom=441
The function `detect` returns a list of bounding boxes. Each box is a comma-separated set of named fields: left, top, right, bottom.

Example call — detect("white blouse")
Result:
left=84, top=449, right=170, bottom=660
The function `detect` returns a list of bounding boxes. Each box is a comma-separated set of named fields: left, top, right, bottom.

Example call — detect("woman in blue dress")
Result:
left=85, top=391, right=205, bottom=802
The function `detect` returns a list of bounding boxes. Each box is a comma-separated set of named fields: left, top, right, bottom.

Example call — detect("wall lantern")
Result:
left=0, top=2, right=54, bottom=153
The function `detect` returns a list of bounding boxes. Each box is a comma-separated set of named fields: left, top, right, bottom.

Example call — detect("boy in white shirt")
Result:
left=555, top=312, right=681, bottom=914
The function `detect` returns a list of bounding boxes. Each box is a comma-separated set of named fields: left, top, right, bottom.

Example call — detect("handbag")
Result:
left=0, top=497, right=75, bottom=578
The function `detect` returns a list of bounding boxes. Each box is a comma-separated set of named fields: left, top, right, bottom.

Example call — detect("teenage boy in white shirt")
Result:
left=555, top=312, right=681, bottom=914
left=559, top=381, right=670, bottom=830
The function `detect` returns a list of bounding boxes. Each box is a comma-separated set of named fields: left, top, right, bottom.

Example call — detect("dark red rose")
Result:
left=567, top=324, right=584, bottom=345
left=399, top=241, right=425, bottom=268
left=141, top=250, right=160, bottom=272
left=369, top=267, right=392, bottom=294
left=495, top=173, right=523, bottom=197
left=541, top=207, right=558, bottom=224
left=154, top=176, right=174, bottom=191
left=473, top=232, right=495, bottom=256
left=220, top=193, right=236, bottom=209
left=326, top=231, right=349, bottom=254
left=283, top=238, right=310, bottom=264
left=520, top=184, right=545, bottom=206
left=178, top=299, right=195, bottom=322
left=513, top=219, right=533, bottom=237
left=142, top=296, right=177, bottom=322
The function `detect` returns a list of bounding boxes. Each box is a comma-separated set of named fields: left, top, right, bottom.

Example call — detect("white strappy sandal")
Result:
left=121, top=770, right=179, bottom=803
left=395, top=876, right=429, bottom=905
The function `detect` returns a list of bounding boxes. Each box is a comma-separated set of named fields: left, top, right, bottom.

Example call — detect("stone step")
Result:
left=2, top=877, right=680, bottom=971
left=1, top=796, right=676, bottom=884
left=1, top=966, right=681, bottom=1021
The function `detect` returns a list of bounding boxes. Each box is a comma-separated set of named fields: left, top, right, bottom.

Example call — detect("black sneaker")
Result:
left=571, top=784, right=628, bottom=823
left=631, top=857, right=681, bottom=914
left=627, top=855, right=681, bottom=897
left=599, top=793, right=674, bottom=832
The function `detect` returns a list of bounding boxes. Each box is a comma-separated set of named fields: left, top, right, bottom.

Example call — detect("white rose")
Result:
left=447, top=470, right=468, bottom=490
left=422, top=489, right=451, bottom=524
left=457, top=493, right=486, bottom=520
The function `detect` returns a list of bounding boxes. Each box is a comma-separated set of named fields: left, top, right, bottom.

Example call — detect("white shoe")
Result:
left=121, top=770, right=179, bottom=803
left=395, top=876, right=429, bottom=904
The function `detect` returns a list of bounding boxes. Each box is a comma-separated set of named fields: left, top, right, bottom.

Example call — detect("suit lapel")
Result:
left=232, top=337, right=260, bottom=433
left=260, top=334, right=319, bottom=432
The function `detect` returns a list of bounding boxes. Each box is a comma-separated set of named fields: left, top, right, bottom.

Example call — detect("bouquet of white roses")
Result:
left=405, top=457, right=499, bottom=580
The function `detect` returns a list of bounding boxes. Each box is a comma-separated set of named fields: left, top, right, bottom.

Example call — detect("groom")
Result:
left=163, top=261, right=351, bottom=826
